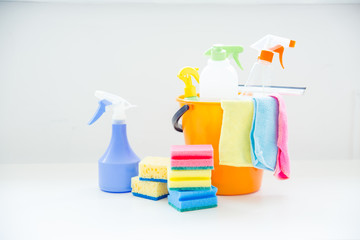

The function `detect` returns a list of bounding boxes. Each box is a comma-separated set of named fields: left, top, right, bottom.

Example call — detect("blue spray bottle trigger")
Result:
left=88, top=99, right=112, bottom=125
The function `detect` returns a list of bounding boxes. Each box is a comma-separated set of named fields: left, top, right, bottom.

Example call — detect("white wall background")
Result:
left=0, top=1, right=359, bottom=163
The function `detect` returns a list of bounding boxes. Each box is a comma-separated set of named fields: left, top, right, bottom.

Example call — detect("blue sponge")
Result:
left=132, top=192, right=168, bottom=201
left=139, top=177, right=167, bottom=183
left=168, top=186, right=218, bottom=212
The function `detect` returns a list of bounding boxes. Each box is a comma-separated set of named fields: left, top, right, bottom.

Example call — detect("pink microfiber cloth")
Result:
left=271, top=94, right=290, bottom=179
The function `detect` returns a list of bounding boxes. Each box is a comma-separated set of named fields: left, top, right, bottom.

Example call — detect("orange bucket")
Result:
left=172, top=95, right=263, bottom=195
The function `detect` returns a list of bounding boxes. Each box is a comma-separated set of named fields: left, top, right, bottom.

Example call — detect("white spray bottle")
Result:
left=200, top=45, right=244, bottom=99
left=243, top=35, right=296, bottom=96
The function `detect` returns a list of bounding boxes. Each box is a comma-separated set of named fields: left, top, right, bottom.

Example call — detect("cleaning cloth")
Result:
left=250, top=97, right=279, bottom=171
left=271, top=94, right=290, bottom=179
left=219, top=99, right=254, bottom=167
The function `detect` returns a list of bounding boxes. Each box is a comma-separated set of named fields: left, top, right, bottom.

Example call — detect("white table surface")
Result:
left=1, top=160, right=359, bottom=240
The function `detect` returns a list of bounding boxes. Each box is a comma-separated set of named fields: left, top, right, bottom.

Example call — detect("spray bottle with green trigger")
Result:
left=88, top=90, right=140, bottom=193
left=242, top=35, right=296, bottom=96
left=200, top=45, right=244, bottom=99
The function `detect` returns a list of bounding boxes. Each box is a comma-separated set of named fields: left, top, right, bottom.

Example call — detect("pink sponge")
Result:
left=171, top=145, right=214, bottom=170
left=171, top=145, right=213, bottom=160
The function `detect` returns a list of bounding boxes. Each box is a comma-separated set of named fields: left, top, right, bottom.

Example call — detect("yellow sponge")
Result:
left=131, top=176, right=168, bottom=201
left=168, top=169, right=212, bottom=191
left=139, top=157, right=170, bottom=183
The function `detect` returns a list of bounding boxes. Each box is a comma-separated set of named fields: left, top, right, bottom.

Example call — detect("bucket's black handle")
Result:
left=172, top=104, right=190, bottom=132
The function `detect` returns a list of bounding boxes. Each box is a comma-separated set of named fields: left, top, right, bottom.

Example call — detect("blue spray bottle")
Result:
left=88, top=90, right=140, bottom=193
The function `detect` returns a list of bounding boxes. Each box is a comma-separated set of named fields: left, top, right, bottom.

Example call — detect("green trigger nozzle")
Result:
left=204, top=45, right=244, bottom=70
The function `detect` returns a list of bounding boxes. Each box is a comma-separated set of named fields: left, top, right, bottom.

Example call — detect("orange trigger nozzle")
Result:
left=259, top=50, right=274, bottom=63
left=269, top=45, right=285, bottom=69
left=289, top=40, right=296, bottom=48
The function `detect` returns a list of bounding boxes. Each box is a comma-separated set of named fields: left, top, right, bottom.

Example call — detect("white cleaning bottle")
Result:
left=246, top=50, right=273, bottom=97
left=200, top=45, right=244, bottom=99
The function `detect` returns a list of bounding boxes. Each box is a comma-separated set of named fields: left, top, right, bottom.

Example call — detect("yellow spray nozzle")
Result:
left=177, top=67, right=200, bottom=98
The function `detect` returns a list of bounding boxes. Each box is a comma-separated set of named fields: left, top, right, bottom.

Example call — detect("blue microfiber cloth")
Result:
left=250, top=97, right=279, bottom=171
left=168, top=186, right=218, bottom=212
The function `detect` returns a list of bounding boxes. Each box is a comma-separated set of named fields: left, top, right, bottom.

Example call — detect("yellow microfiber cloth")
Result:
left=219, top=99, right=254, bottom=167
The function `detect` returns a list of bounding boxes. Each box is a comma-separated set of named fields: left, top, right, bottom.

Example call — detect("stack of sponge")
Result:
left=131, top=157, right=170, bottom=201
left=168, top=145, right=218, bottom=212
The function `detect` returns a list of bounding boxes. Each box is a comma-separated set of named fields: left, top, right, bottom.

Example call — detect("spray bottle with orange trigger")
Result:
left=242, top=35, right=296, bottom=96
